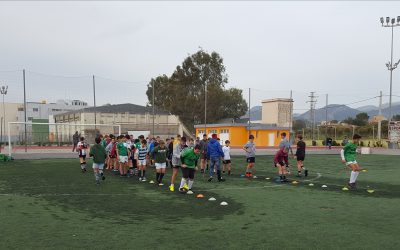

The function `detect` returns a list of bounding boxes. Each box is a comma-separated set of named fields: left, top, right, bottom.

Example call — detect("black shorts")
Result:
left=246, top=157, right=255, bottom=163
left=296, top=155, right=305, bottom=161
left=274, top=161, right=286, bottom=167
left=79, top=155, right=86, bottom=160
left=223, top=160, right=231, bottom=164
left=173, top=165, right=181, bottom=169
left=181, top=167, right=195, bottom=179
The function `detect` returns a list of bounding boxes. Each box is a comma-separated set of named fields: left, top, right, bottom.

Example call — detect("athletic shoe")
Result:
left=179, top=188, right=187, bottom=193
left=139, top=177, right=142, bottom=181
left=218, top=178, right=226, bottom=182
left=102, top=175, right=106, bottom=181
left=142, top=177, right=147, bottom=182
left=187, top=190, right=194, bottom=195
left=296, top=172, right=302, bottom=177
left=83, top=168, right=87, bottom=172
left=348, top=182, right=356, bottom=189
left=208, top=177, right=213, bottom=182
left=158, top=183, right=164, bottom=186
left=183, top=183, right=189, bottom=190
left=169, top=185, right=175, bottom=192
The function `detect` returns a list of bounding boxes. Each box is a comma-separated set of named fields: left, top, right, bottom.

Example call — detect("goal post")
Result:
left=7, top=122, right=121, bottom=157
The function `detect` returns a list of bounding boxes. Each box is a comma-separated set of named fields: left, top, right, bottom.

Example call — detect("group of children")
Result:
left=77, top=130, right=363, bottom=191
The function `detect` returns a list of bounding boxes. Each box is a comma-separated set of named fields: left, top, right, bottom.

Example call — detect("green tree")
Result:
left=392, top=114, right=400, bottom=121
left=354, top=112, right=369, bottom=126
left=146, top=49, right=248, bottom=131
left=293, top=119, right=307, bottom=133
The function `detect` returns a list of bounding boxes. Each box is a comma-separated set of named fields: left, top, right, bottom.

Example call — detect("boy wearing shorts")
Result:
left=77, top=137, right=88, bottom=173
left=179, top=144, right=201, bottom=194
left=295, top=135, right=307, bottom=177
left=222, top=140, right=232, bottom=175
left=169, top=137, right=188, bottom=191
left=243, top=135, right=256, bottom=177
left=89, top=137, right=107, bottom=185
left=117, top=135, right=130, bottom=177
left=151, top=140, right=169, bottom=186
left=138, top=140, right=149, bottom=182
left=274, top=147, right=290, bottom=183
left=341, top=134, right=362, bottom=189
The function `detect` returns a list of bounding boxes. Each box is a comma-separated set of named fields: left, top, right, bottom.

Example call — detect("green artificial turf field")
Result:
left=1, top=155, right=400, bottom=250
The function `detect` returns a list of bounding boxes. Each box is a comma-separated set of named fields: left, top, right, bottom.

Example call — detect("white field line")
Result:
left=303, top=173, right=322, bottom=182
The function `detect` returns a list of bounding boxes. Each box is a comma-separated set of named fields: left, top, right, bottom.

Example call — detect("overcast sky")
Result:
left=1, top=1, right=400, bottom=112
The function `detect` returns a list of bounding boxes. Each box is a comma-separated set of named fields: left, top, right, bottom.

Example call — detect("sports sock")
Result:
left=188, top=179, right=194, bottom=189
left=353, top=171, right=360, bottom=183
left=95, top=173, right=100, bottom=181
left=279, top=175, right=283, bottom=180
left=159, top=173, right=164, bottom=182
left=156, top=173, right=160, bottom=182
left=143, top=170, right=146, bottom=177
left=350, top=171, right=357, bottom=183
left=80, top=164, right=85, bottom=170
left=217, top=170, right=222, bottom=179
left=179, top=178, right=187, bottom=189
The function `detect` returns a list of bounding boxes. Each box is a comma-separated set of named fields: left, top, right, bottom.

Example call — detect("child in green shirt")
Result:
left=151, top=140, right=169, bottom=186
left=340, top=134, right=362, bottom=189
left=179, top=144, right=201, bottom=194
left=89, top=137, right=107, bottom=185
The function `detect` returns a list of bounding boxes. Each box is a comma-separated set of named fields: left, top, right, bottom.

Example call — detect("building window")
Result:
left=208, top=129, right=217, bottom=134
left=52, top=109, right=62, bottom=112
left=18, top=107, right=24, bottom=111
left=28, top=117, right=33, bottom=121
left=220, top=129, right=229, bottom=134
left=33, top=108, right=39, bottom=112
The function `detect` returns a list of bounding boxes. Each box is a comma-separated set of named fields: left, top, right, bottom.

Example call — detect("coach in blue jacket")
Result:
left=207, top=134, right=225, bottom=182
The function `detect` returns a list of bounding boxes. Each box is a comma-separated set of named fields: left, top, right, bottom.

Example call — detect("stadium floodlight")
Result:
left=380, top=15, right=400, bottom=148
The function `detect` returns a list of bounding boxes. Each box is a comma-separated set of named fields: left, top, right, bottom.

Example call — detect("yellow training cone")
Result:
left=367, top=189, right=375, bottom=194
left=342, top=187, right=349, bottom=191
left=362, top=169, right=368, bottom=172
left=292, top=181, right=299, bottom=184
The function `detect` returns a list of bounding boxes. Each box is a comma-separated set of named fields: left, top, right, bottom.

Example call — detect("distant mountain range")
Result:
left=242, top=102, right=400, bottom=122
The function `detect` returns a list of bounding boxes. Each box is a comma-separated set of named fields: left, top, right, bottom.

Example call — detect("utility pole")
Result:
left=248, top=88, right=251, bottom=136
left=0, top=85, right=8, bottom=153
left=378, top=91, right=382, bottom=141
left=92, top=75, right=97, bottom=132
left=204, top=82, right=207, bottom=138
left=307, top=92, right=317, bottom=141
left=325, top=94, right=328, bottom=146
left=23, top=69, right=27, bottom=153
left=152, top=81, right=155, bottom=136
left=289, top=90, right=293, bottom=143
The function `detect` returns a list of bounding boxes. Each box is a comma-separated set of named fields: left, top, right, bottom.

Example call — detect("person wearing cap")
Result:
left=206, top=134, right=225, bottom=182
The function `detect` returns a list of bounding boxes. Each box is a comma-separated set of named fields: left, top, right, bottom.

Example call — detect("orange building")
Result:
left=194, top=123, right=290, bottom=147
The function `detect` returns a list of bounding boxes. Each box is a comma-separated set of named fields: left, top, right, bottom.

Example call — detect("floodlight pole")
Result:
left=23, top=69, right=27, bottom=152
left=380, top=16, right=400, bottom=147
left=93, top=75, right=97, bottom=132
left=152, top=81, right=155, bottom=136
left=0, top=85, right=8, bottom=153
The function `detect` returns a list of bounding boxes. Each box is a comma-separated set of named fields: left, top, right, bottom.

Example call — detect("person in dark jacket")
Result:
left=274, top=147, right=290, bottom=183
left=72, top=131, right=80, bottom=152
left=207, top=134, right=225, bottom=182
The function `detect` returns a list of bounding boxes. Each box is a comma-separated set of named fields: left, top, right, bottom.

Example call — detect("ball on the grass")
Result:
left=308, top=183, right=314, bottom=186
left=220, top=201, right=228, bottom=206
left=208, top=197, right=216, bottom=201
